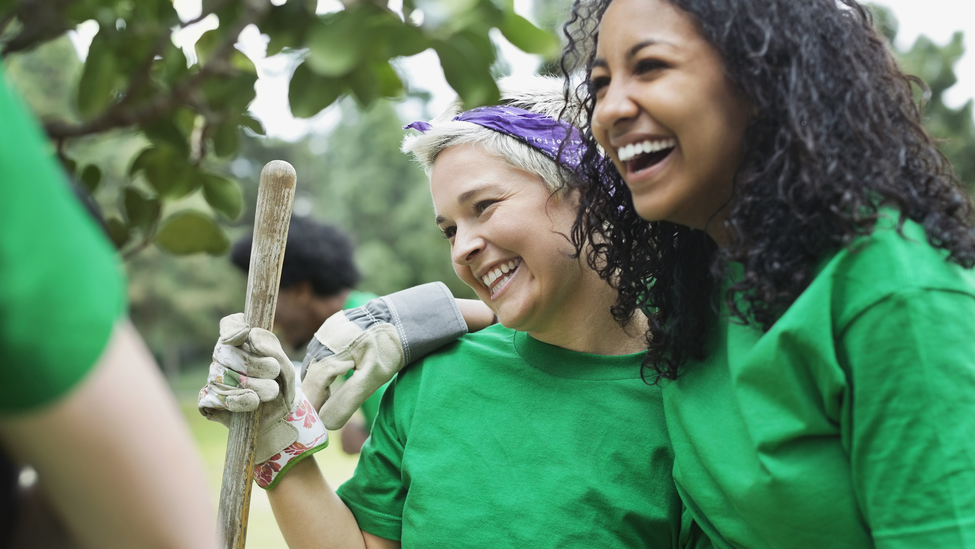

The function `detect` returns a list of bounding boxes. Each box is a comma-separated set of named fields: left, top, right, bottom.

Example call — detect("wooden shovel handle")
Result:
left=217, top=160, right=296, bottom=548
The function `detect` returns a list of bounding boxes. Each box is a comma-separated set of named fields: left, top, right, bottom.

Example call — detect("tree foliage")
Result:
left=222, top=97, right=476, bottom=299
left=0, top=0, right=558, bottom=258
left=871, top=4, right=975, bottom=191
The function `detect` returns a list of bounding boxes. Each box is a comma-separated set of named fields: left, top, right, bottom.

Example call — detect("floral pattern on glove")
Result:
left=253, top=431, right=329, bottom=488
left=252, top=389, right=329, bottom=489
left=288, top=399, right=319, bottom=429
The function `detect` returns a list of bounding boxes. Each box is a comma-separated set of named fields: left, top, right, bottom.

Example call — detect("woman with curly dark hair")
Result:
left=564, top=0, right=975, bottom=546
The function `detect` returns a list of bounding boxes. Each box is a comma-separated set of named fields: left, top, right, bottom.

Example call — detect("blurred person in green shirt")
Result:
left=230, top=217, right=383, bottom=454
left=0, top=65, right=217, bottom=549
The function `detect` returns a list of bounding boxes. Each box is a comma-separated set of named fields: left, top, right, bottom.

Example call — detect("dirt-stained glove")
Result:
left=301, top=282, right=467, bottom=430
left=198, top=313, right=328, bottom=489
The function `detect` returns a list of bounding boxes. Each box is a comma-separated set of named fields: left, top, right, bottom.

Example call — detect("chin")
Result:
left=494, top=307, right=536, bottom=333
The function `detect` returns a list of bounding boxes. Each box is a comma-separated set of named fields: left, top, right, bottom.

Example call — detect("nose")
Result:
left=593, top=79, right=638, bottom=133
left=451, top=225, right=485, bottom=266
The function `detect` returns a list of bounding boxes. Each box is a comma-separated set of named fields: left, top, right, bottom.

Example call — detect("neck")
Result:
left=528, top=269, right=647, bottom=356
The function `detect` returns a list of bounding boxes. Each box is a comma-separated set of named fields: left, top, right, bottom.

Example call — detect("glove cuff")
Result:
left=380, top=281, right=468, bottom=363
left=254, top=388, right=329, bottom=490
left=302, top=282, right=467, bottom=376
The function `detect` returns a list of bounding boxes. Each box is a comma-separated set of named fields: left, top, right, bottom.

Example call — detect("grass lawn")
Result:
left=175, top=367, right=361, bottom=548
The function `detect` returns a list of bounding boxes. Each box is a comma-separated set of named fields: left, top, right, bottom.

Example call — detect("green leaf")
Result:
left=266, top=30, right=297, bottom=58
left=210, top=0, right=244, bottom=26
left=347, top=65, right=379, bottom=108
left=105, top=216, right=131, bottom=249
left=80, top=164, right=102, bottom=194
left=0, top=0, right=16, bottom=16
left=413, top=0, right=480, bottom=26
left=212, top=118, right=239, bottom=158
left=454, top=27, right=496, bottom=65
left=155, top=211, right=230, bottom=255
left=261, top=1, right=316, bottom=56
left=231, top=50, right=257, bottom=74
left=374, top=62, right=404, bottom=99
left=111, top=29, right=158, bottom=77
left=123, top=187, right=161, bottom=231
left=64, top=1, right=98, bottom=24
left=202, top=174, right=243, bottom=220
left=142, top=118, right=190, bottom=157
left=499, top=13, right=559, bottom=57
left=144, top=0, right=179, bottom=23
left=453, top=0, right=505, bottom=31
left=240, top=115, right=265, bottom=135
left=152, top=41, right=190, bottom=83
left=129, top=146, right=200, bottom=199
left=201, top=73, right=257, bottom=115
left=384, top=22, right=431, bottom=58
left=434, top=35, right=499, bottom=108
left=289, top=63, right=346, bottom=118
left=305, top=12, right=370, bottom=77
left=77, top=35, right=120, bottom=118
left=172, top=107, right=199, bottom=136
left=194, top=28, right=221, bottom=65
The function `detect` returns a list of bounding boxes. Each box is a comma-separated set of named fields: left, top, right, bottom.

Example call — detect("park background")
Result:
left=3, top=0, right=975, bottom=546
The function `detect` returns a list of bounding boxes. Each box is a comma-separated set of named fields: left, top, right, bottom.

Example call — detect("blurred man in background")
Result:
left=230, top=216, right=385, bottom=454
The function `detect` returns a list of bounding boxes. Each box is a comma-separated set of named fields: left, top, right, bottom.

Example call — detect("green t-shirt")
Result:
left=341, top=290, right=386, bottom=429
left=338, top=324, right=705, bottom=548
left=0, top=68, right=125, bottom=413
left=343, top=290, right=376, bottom=310
left=665, top=215, right=975, bottom=548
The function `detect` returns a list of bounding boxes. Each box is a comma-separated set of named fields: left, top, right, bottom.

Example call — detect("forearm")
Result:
left=455, top=298, right=495, bottom=332
left=0, top=322, right=217, bottom=549
left=267, top=457, right=370, bottom=549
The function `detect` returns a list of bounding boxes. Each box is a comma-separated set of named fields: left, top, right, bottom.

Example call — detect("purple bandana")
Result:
left=404, top=106, right=592, bottom=175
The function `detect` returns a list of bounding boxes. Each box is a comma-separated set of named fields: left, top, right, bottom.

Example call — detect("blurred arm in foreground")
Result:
left=0, top=64, right=217, bottom=549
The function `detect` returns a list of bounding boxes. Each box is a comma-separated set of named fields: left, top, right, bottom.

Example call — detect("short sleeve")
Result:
left=335, top=375, right=408, bottom=541
left=356, top=380, right=390, bottom=431
left=0, top=69, right=125, bottom=413
left=840, top=288, right=975, bottom=548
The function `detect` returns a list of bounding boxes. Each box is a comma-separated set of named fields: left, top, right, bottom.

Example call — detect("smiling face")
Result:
left=589, top=0, right=752, bottom=239
left=431, top=143, right=589, bottom=337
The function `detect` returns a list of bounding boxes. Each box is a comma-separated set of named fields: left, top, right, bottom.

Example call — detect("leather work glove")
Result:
left=199, top=313, right=328, bottom=489
left=301, top=282, right=468, bottom=430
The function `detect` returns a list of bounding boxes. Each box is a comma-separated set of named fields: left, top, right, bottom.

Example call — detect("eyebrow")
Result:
left=434, top=184, right=498, bottom=225
left=591, top=39, right=668, bottom=70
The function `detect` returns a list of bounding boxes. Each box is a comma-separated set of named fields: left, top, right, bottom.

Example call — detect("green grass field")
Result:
left=175, top=367, right=361, bottom=548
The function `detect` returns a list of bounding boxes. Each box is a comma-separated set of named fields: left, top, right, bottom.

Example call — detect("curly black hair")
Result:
left=231, top=216, right=361, bottom=297
left=562, top=0, right=975, bottom=381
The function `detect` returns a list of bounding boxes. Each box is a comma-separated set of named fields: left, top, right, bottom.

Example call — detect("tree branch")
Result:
left=44, top=0, right=269, bottom=139
left=0, top=0, right=74, bottom=57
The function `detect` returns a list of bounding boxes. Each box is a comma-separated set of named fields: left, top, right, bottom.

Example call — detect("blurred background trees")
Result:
left=2, top=0, right=973, bottom=374
left=0, top=0, right=560, bottom=258
left=871, top=4, right=975, bottom=192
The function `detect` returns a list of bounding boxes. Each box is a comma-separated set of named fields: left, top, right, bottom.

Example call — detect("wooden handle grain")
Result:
left=217, top=160, right=296, bottom=549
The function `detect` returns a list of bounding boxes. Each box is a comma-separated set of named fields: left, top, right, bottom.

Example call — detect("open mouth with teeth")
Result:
left=617, top=138, right=676, bottom=173
left=481, top=258, right=521, bottom=297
